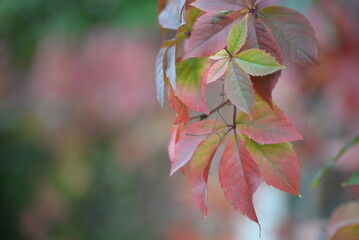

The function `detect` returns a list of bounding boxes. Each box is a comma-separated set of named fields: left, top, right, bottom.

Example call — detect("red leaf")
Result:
left=171, top=119, right=226, bottom=175
left=244, top=16, right=283, bottom=107
left=236, top=99, right=303, bottom=144
left=191, top=0, right=247, bottom=12
left=259, top=6, right=318, bottom=66
left=245, top=138, right=301, bottom=195
left=168, top=86, right=190, bottom=124
left=183, top=11, right=239, bottom=60
left=328, top=202, right=359, bottom=240
left=190, top=133, right=225, bottom=216
left=168, top=123, right=186, bottom=163
left=219, top=133, right=262, bottom=224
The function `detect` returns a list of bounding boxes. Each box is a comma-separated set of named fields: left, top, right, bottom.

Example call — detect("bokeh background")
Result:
left=0, top=0, right=358, bottom=239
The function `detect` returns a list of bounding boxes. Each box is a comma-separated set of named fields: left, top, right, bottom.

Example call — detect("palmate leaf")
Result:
left=191, top=0, right=247, bottom=12
left=243, top=16, right=283, bottom=107
left=245, top=138, right=301, bottom=195
left=224, top=61, right=254, bottom=114
left=158, top=0, right=186, bottom=30
left=234, top=49, right=285, bottom=76
left=176, top=57, right=210, bottom=113
left=183, top=11, right=240, bottom=60
left=155, top=46, right=167, bottom=107
left=165, top=45, right=177, bottom=90
left=259, top=6, right=318, bottom=66
left=190, top=132, right=226, bottom=216
left=236, top=99, right=303, bottom=144
left=167, top=86, right=189, bottom=124
left=168, top=123, right=186, bottom=163
left=227, top=15, right=248, bottom=55
left=171, top=119, right=227, bottom=175
left=219, top=133, right=262, bottom=224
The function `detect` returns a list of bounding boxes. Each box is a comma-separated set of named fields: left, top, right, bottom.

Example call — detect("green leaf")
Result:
left=343, top=170, right=359, bottom=187
left=227, top=15, right=248, bottom=55
left=176, top=58, right=210, bottom=113
left=224, top=61, right=254, bottom=114
left=311, top=135, right=359, bottom=188
left=234, top=49, right=285, bottom=76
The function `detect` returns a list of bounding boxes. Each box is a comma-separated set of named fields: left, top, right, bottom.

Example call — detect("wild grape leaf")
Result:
left=158, top=0, right=186, bottom=30
left=243, top=16, right=283, bottom=107
left=190, top=132, right=225, bottom=216
left=183, top=11, right=239, bottom=59
left=259, top=6, right=318, bottom=66
left=207, top=58, right=229, bottom=84
left=167, top=86, right=190, bottom=124
left=236, top=99, right=303, bottom=144
left=245, top=138, right=300, bottom=195
left=171, top=119, right=226, bottom=175
left=328, top=202, right=359, bottom=240
left=219, top=133, right=262, bottom=224
left=224, top=61, right=254, bottom=114
left=155, top=46, right=167, bottom=107
left=191, top=0, right=247, bottom=12
left=176, top=58, right=210, bottom=113
left=227, top=15, right=248, bottom=55
left=165, top=45, right=177, bottom=90
left=234, top=49, right=285, bottom=76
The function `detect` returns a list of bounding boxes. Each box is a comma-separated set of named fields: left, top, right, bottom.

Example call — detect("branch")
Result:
left=190, top=100, right=231, bottom=121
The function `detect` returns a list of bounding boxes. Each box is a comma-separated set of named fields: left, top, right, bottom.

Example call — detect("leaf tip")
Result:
left=298, top=193, right=303, bottom=199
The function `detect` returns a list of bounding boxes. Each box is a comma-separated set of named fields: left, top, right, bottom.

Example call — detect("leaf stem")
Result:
left=233, top=105, right=237, bottom=129
left=190, top=100, right=231, bottom=121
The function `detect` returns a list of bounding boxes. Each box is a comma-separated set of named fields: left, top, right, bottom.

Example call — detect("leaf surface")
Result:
left=224, top=61, right=254, bottom=114
left=165, top=45, right=177, bottom=90
left=183, top=11, right=238, bottom=59
left=328, top=202, right=359, bottom=240
left=245, top=138, right=300, bottom=195
left=155, top=46, right=167, bottom=107
left=176, top=58, right=210, bottom=113
left=343, top=170, right=359, bottom=187
left=167, top=86, right=190, bottom=124
left=234, top=49, right=285, bottom=76
left=171, top=119, right=226, bottom=175
left=259, top=6, right=318, bottom=66
left=207, top=58, right=229, bottom=84
left=168, top=123, right=186, bottom=163
left=227, top=15, right=248, bottom=55
left=190, top=133, right=225, bottom=216
left=158, top=0, right=186, bottom=29
left=219, top=133, right=261, bottom=224
left=191, top=0, right=247, bottom=12
left=236, top=100, right=303, bottom=144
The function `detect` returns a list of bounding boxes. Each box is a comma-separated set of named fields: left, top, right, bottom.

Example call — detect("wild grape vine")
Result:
left=156, top=0, right=318, bottom=227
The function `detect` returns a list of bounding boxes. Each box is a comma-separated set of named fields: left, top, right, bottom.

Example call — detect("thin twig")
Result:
left=190, top=100, right=231, bottom=121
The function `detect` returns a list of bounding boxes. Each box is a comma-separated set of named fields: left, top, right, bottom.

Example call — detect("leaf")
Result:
left=227, top=15, right=248, bottom=55
left=190, top=132, right=225, bottom=216
left=176, top=58, right=210, bottom=113
left=165, top=45, right=177, bottom=90
left=245, top=138, right=301, bottom=195
left=155, top=46, right=167, bottom=107
left=236, top=99, right=303, bottom=144
left=209, top=49, right=229, bottom=60
left=183, top=11, right=239, bottom=59
left=328, top=202, right=359, bottom=240
left=171, top=119, right=226, bottom=175
left=207, top=58, right=229, bottom=84
left=219, top=133, right=262, bottom=224
left=343, top=170, right=359, bottom=187
left=234, top=49, right=285, bottom=76
left=311, top=135, right=359, bottom=188
left=224, top=61, right=254, bottom=114
left=168, top=123, right=186, bottom=163
left=167, top=86, right=190, bottom=124
left=259, top=6, right=318, bottom=66
left=158, top=0, right=186, bottom=30
left=243, top=16, right=283, bottom=107
left=191, top=0, right=247, bottom=12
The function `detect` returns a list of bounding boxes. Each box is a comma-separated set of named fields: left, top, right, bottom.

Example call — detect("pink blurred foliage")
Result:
left=31, top=29, right=158, bottom=129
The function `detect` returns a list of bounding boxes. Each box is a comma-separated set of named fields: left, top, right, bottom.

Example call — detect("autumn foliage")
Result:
left=156, top=0, right=318, bottom=227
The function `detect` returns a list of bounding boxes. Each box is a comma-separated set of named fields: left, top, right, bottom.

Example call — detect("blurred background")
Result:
left=0, top=0, right=358, bottom=239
